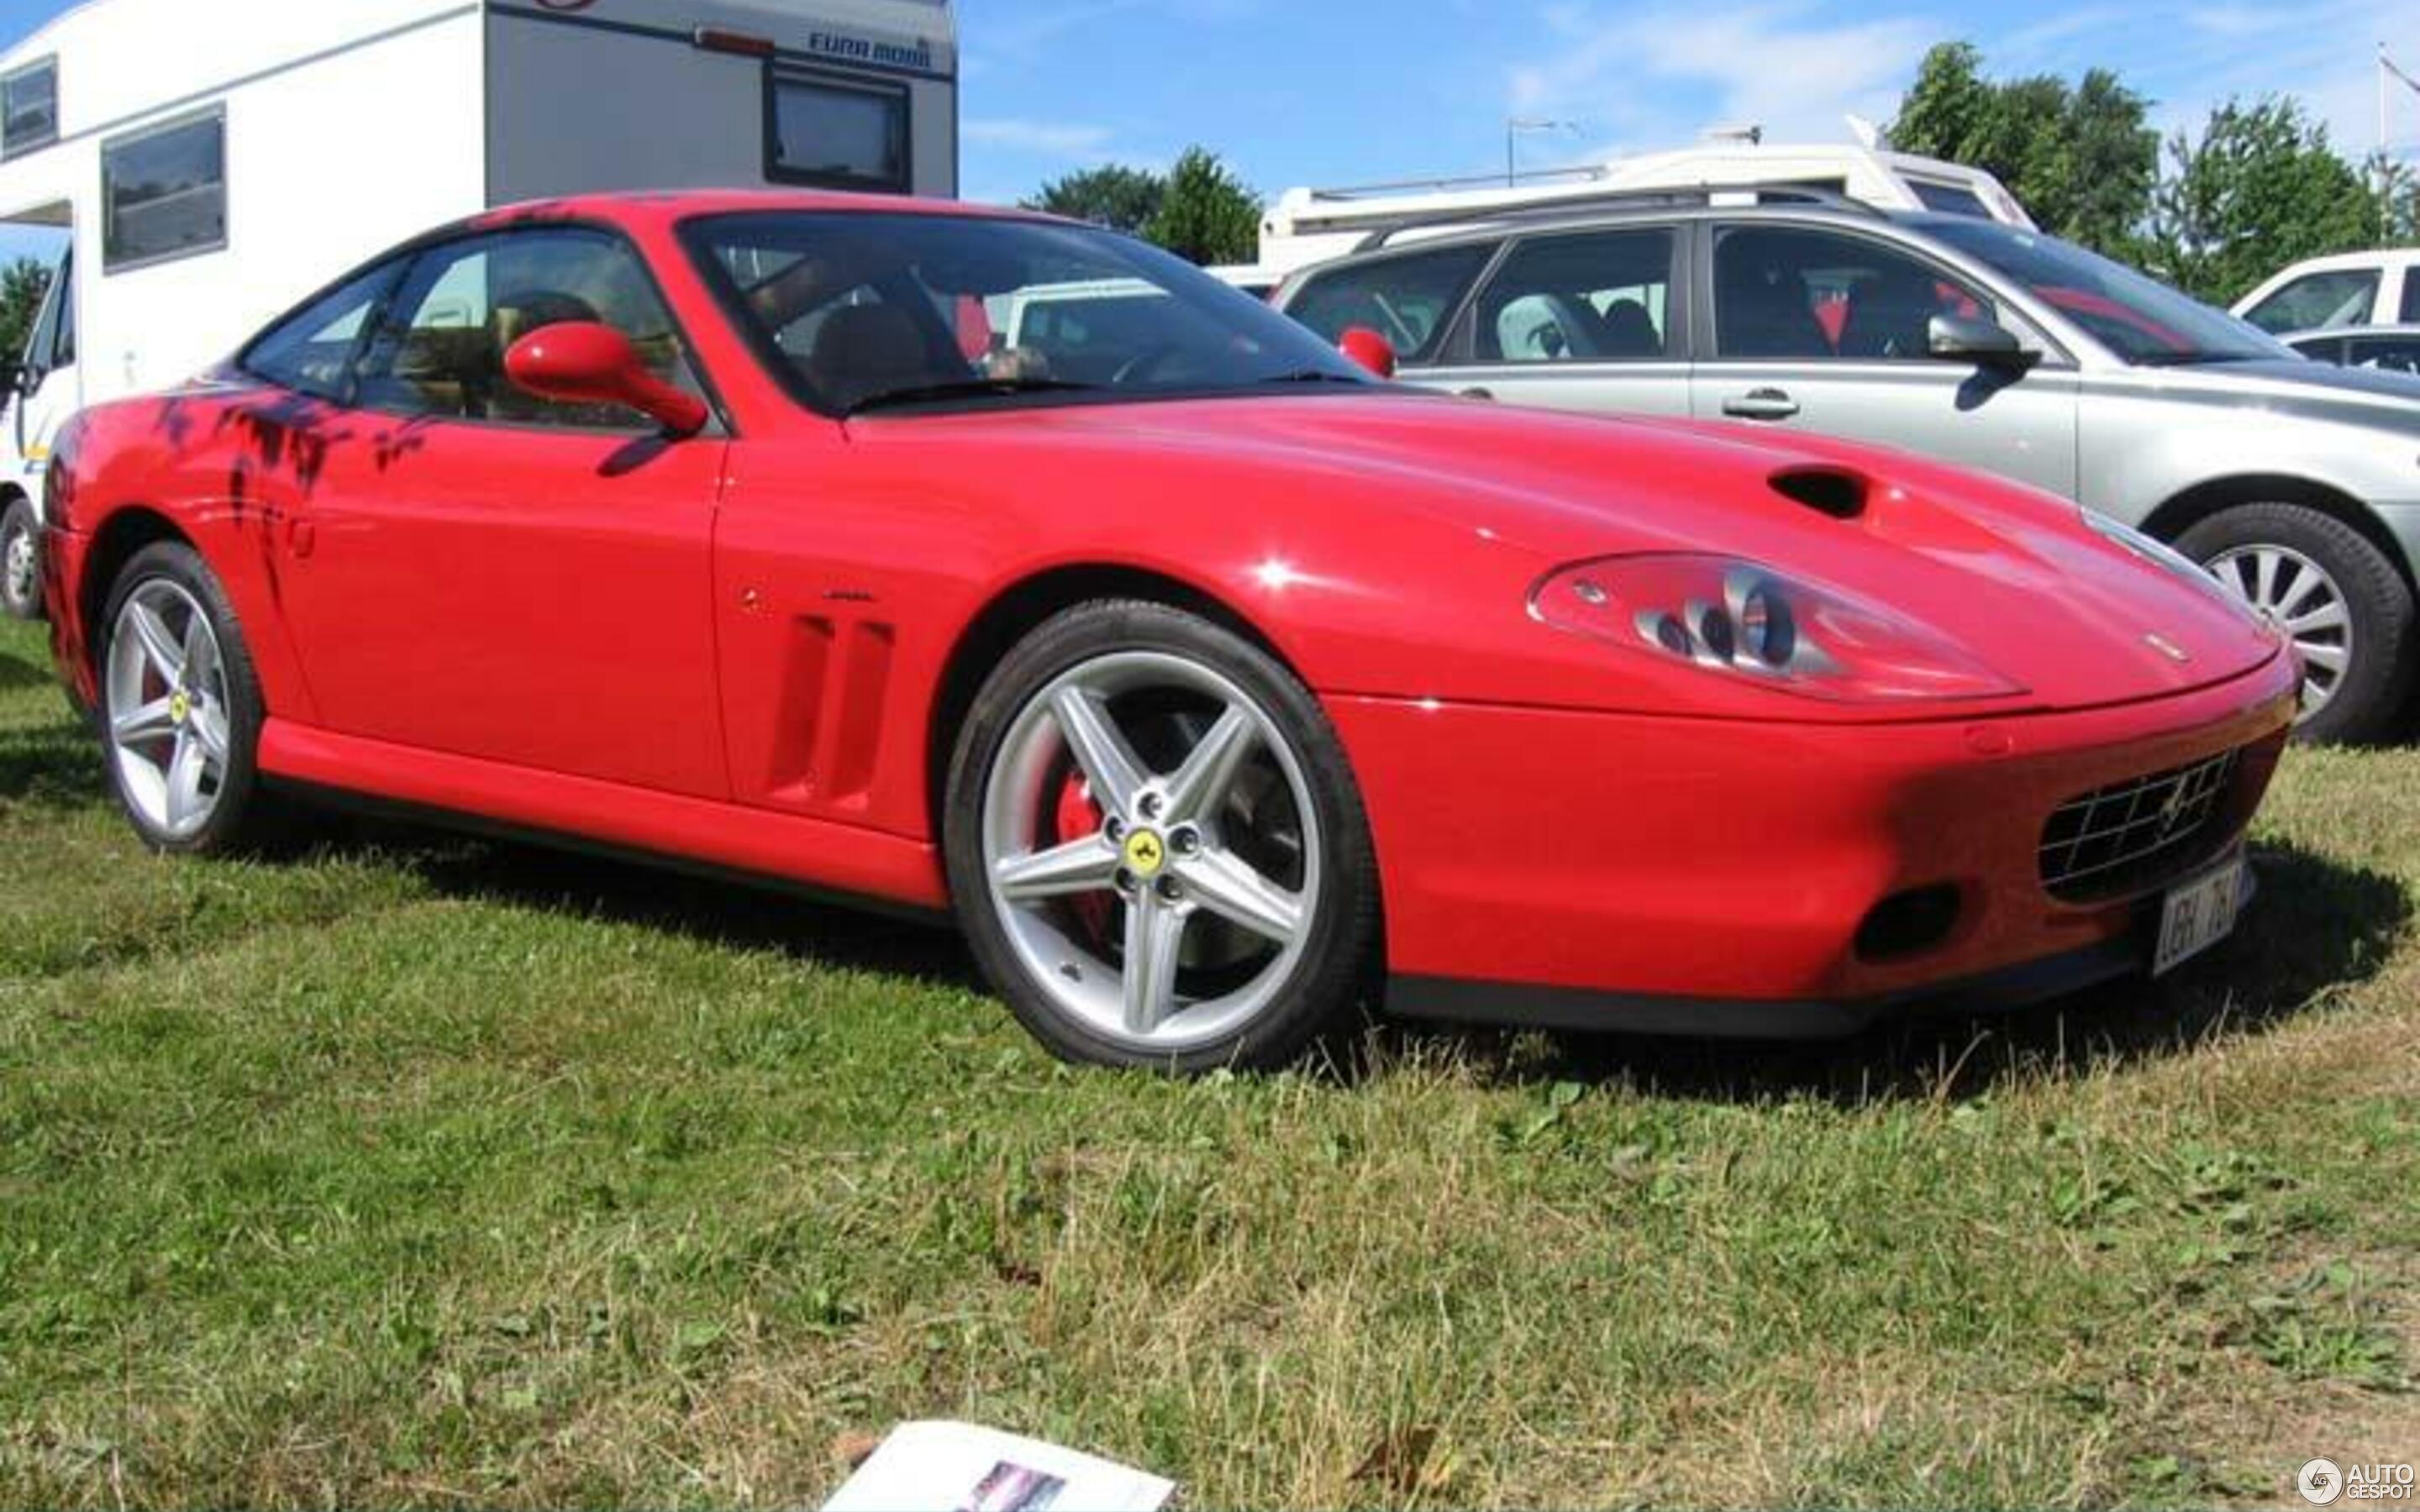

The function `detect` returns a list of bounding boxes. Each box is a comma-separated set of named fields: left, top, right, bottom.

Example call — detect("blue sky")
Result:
left=0, top=0, right=2412, bottom=264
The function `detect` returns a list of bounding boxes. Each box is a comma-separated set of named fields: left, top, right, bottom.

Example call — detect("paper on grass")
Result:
left=821, top=1420, right=1175, bottom=1512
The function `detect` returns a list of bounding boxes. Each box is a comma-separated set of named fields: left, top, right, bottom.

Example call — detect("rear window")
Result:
left=1281, top=243, right=1493, bottom=363
left=1906, top=178, right=1993, bottom=219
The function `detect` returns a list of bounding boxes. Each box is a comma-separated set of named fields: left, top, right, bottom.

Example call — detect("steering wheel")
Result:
left=1111, top=343, right=1186, bottom=386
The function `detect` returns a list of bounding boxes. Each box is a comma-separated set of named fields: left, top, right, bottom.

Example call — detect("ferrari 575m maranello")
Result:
left=43, top=191, right=2298, bottom=1070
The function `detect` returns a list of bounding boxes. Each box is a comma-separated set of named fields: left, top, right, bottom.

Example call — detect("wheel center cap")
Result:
left=1122, top=827, right=1167, bottom=878
left=168, top=690, right=192, bottom=726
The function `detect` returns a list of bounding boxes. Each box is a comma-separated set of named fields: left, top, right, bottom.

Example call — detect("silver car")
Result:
left=1276, top=197, right=2420, bottom=743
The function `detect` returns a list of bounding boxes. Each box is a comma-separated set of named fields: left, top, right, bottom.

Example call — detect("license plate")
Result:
left=2154, top=852, right=2247, bottom=976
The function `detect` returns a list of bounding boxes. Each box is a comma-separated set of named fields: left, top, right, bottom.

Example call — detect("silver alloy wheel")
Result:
left=105, top=580, right=233, bottom=840
left=980, top=650, right=1322, bottom=1052
left=2, top=518, right=33, bottom=612
left=2207, top=543, right=2352, bottom=717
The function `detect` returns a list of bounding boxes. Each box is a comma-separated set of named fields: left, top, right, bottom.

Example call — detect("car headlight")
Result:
left=2079, top=508, right=2258, bottom=621
left=1531, top=554, right=2026, bottom=703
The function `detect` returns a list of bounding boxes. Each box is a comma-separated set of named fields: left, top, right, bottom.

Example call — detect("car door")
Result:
left=1689, top=222, right=2080, bottom=498
left=12, top=245, right=79, bottom=515
left=1418, top=223, right=1693, bottom=417
left=266, top=226, right=731, bottom=799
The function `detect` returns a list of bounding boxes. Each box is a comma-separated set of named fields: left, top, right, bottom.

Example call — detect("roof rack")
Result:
left=1352, top=184, right=1881, bottom=254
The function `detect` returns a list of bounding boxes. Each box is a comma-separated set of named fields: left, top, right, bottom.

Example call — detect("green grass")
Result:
left=2, top=615, right=2415, bottom=1509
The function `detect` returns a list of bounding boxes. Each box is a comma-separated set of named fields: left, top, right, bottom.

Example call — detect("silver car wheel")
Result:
left=2, top=517, right=34, bottom=612
left=105, top=580, right=233, bottom=840
left=2207, top=543, right=2352, bottom=717
left=979, top=650, right=1322, bottom=1053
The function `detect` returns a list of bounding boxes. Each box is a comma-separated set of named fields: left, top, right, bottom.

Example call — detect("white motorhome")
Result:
left=1231, top=139, right=2032, bottom=286
left=0, top=0, right=959, bottom=618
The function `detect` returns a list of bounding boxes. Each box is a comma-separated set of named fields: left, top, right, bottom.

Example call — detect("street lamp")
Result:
left=1506, top=117, right=1581, bottom=185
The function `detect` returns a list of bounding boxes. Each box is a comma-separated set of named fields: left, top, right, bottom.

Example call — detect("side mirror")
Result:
left=1337, top=326, right=1398, bottom=380
left=503, top=322, right=710, bottom=436
left=1928, top=312, right=2032, bottom=368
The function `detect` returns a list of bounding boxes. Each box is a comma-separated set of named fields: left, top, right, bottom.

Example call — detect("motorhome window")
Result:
left=2403, top=275, right=2420, bottom=324
left=241, top=261, right=406, bottom=402
left=2, top=58, right=55, bottom=158
left=1907, top=179, right=1993, bottom=218
left=103, top=110, right=226, bottom=272
left=353, top=230, right=700, bottom=430
left=768, top=71, right=909, bottom=192
left=1475, top=229, right=1676, bottom=363
left=1283, top=244, right=1495, bottom=363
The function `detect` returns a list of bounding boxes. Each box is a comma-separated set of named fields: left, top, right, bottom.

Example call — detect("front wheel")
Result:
left=98, top=542, right=290, bottom=854
left=2180, top=503, right=2415, bottom=746
left=944, top=601, right=1380, bottom=1073
left=0, top=497, right=41, bottom=621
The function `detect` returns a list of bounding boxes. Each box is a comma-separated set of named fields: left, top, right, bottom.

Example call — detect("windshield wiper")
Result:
left=844, top=377, right=1103, bottom=415
left=1255, top=369, right=1371, bottom=386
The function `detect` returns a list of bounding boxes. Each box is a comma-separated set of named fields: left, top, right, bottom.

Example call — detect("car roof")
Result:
left=2284, top=324, right=2420, bottom=342
left=455, top=188, right=1064, bottom=239
left=2261, top=249, right=2420, bottom=276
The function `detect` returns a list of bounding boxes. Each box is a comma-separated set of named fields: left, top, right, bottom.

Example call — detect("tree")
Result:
left=2144, top=97, right=2379, bottom=306
left=0, top=257, right=50, bottom=365
left=1889, top=43, right=2157, bottom=257
left=1143, top=148, right=1261, bottom=266
left=1023, top=165, right=1165, bottom=235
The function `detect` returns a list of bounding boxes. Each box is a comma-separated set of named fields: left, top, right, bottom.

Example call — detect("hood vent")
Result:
left=1770, top=466, right=1867, bottom=520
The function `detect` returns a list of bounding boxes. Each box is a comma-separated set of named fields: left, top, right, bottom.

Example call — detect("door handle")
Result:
left=1457, top=386, right=1496, bottom=402
left=1722, top=387, right=1800, bottom=421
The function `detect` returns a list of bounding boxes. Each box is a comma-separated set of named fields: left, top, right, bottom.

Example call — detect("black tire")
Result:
left=2177, top=503, right=2416, bottom=746
left=0, top=496, right=41, bottom=622
left=97, top=541, right=292, bottom=855
left=944, top=600, right=1381, bottom=1073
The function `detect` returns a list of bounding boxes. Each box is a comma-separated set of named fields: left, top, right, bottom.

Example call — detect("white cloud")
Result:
left=962, top=118, right=1118, bottom=160
left=1506, top=0, right=1935, bottom=147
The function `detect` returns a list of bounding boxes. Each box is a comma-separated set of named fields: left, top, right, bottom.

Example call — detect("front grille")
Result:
left=2039, top=749, right=2238, bottom=903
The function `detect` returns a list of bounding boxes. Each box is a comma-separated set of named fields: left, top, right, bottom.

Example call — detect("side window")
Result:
left=2401, top=272, right=2420, bottom=325
left=2, top=57, right=56, bottom=160
left=354, top=229, right=697, bottom=429
left=1473, top=228, right=1675, bottom=364
left=1713, top=226, right=1993, bottom=361
left=49, top=249, right=71, bottom=367
left=1283, top=243, right=1494, bottom=363
left=2241, top=270, right=2379, bottom=334
left=2349, top=338, right=2420, bottom=375
left=103, top=108, right=225, bottom=273
left=240, top=260, right=405, bottom=402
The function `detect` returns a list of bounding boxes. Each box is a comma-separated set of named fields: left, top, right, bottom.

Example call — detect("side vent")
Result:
left=1770, top=466, right=1867, bottom=520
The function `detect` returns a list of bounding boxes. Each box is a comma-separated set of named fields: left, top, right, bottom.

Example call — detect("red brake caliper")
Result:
left=1053, top=769, right=1115, bottom=943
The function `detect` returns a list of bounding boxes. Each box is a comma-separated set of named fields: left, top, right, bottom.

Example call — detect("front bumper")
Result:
left=1329, top=653, right=2300, bottom=1037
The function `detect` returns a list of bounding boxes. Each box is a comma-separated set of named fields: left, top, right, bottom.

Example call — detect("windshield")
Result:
left=1918, top=217, right=2289, bottom=366
left=684, top=211, right=1372, bottom=414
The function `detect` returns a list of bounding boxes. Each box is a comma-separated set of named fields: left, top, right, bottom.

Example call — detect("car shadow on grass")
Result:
left=1392, top=838, right=2411, bottom=1106
left=0, top=713, right=105, bottom=811
left=325, top=811, right=984, bottom=992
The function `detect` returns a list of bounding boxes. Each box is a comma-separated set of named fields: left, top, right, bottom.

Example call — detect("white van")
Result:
left=0, top=0, right=960, bottom=619
left=1227, top=139, right=2032, bottom=286
left=2233, top=249, right=2420, bottom=336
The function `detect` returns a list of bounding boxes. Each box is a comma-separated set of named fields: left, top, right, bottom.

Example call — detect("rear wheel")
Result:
left=0, top=497, right=40, bottom=621
left=2181, top=502, right=2415, bottom=746
left=99, top=542, right=289, bottom=854
left=944, top=601, right=1379, bottom=1072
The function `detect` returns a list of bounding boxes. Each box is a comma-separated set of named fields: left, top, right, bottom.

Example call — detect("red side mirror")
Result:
left=1338, top=326, right=1397, bottom=380
left=503, top=321, right=710, bottom=437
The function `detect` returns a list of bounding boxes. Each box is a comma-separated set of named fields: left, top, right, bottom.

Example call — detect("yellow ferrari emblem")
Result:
left=169, top=690, right=191, bottom=726
left=1123, top=828, right=1167, bottom=877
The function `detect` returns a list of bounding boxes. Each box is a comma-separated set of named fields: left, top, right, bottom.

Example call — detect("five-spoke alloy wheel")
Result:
left=99, top=543, right=282, bottom=853
left=947, top=601, right=1378, bottom=1071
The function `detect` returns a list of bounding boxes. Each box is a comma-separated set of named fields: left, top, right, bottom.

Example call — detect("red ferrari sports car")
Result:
left=43, top=191, right=2297, bottom=1070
